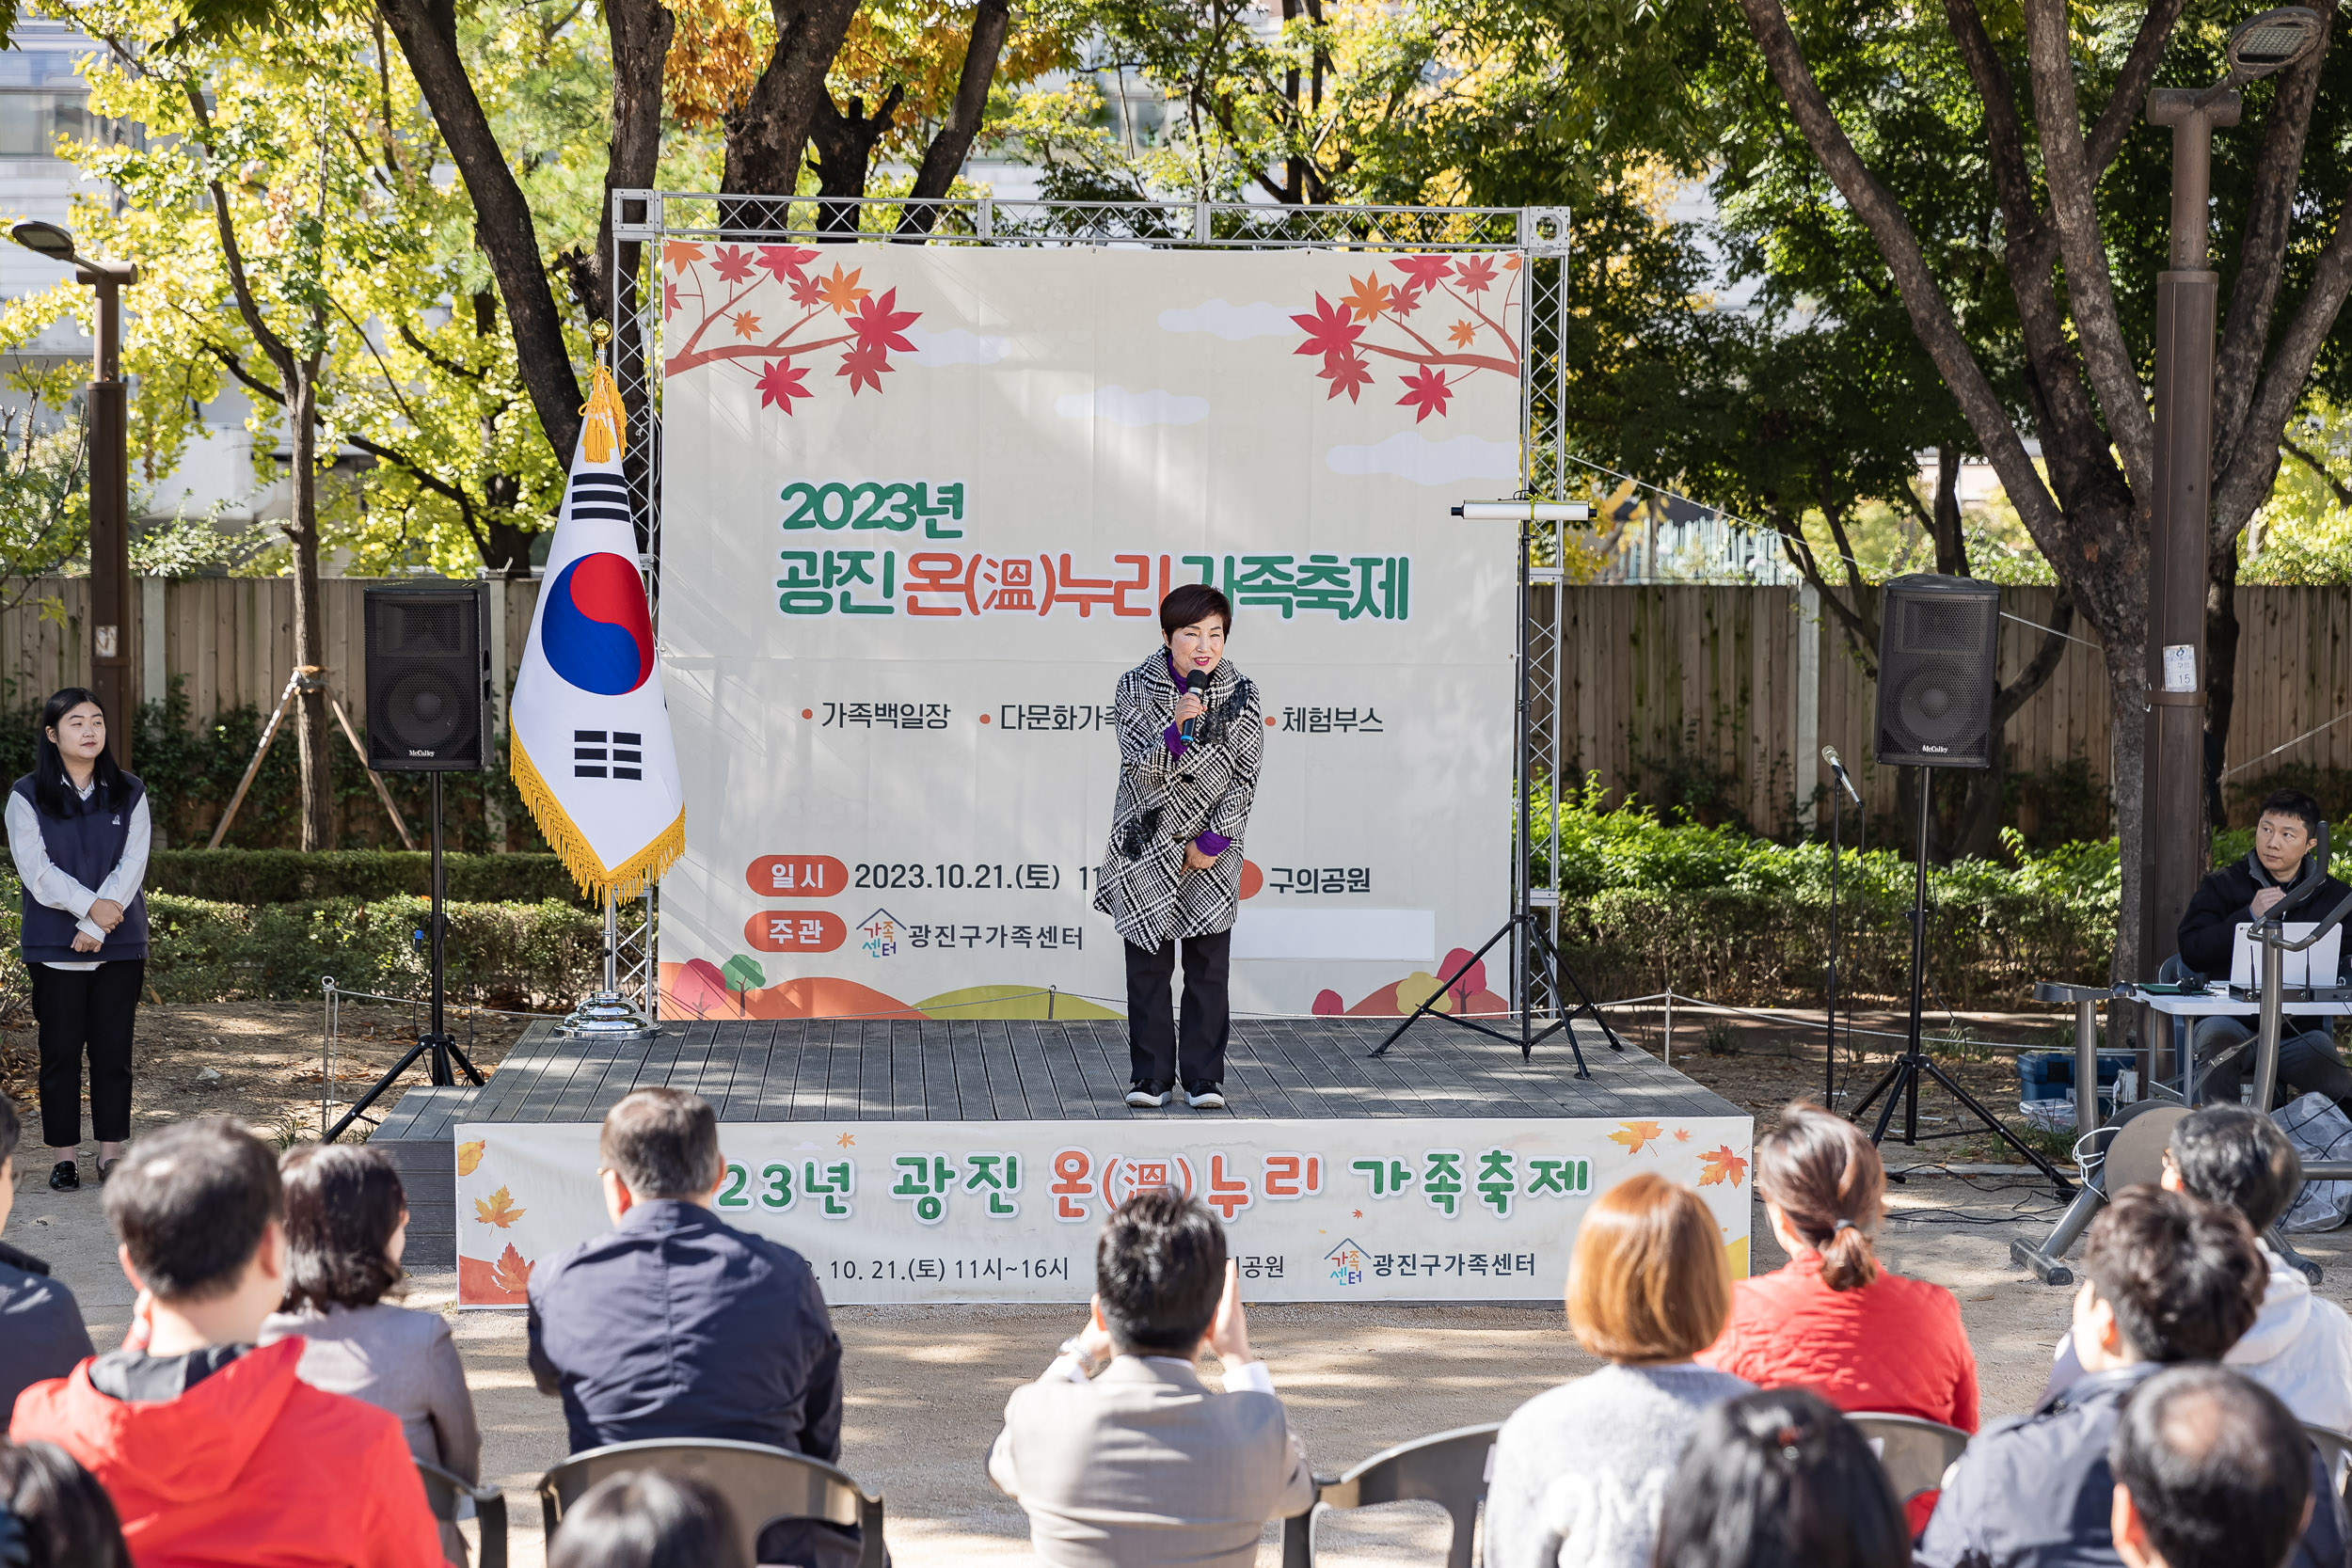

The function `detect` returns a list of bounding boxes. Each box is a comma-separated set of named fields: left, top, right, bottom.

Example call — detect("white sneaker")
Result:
left=1125, top=1084, right=1169, bottom=1108
left=1184, top=1085, right=1226, bottom=1109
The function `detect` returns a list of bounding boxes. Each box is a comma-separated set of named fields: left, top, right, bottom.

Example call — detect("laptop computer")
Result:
left=2231, top=922, right=2346, bottom=991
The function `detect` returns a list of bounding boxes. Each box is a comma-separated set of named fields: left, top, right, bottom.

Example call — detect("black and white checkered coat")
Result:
left=1093, top=649, right=1263, bottom=951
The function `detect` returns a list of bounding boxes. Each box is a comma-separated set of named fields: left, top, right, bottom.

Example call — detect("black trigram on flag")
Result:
left=574, top=730, right=644, bottom=780
left=567, top=470, right=634, bottom=526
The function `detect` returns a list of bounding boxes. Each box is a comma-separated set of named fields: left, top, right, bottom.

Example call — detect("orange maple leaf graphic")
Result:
left=1673, top=1128, right=1692, bottom=1143
left=732, top=310, right=762, bottom=340
left=1448, top=318, right=1477, bottom=347
left=474, top=1185, right=527, bottom=1228
left=490, top=1242, right=534, bottom=1295
left=816, top=264, right=870, bottom=314
left=1341, top=274, right=1393, bottom=323
left=836, top=1132, right=856, bottom=1148
left=1698, top=1146, right=1750, bottom=1188
left=455, top=1140, right=485, bottom=1177
left=1609, top=1119, right=1666, bottom=1157
left=661, top=239, right=705, bottom=273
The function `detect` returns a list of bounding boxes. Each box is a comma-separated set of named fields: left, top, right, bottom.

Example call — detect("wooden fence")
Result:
left=5, top=577, right=2348, bottom=829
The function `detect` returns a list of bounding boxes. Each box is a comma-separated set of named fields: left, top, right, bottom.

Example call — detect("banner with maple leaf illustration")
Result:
left=454, top=1112, right=1752, bottom=1307
left=655, top=245, right=1530, bottom=1023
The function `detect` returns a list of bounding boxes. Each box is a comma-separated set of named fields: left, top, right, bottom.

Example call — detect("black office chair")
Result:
left=415, top=1459, right=507, bottom=1568
left=1279, top=1421, right=1499, bottom=1568
left=1846, top=1413, right=1969, bottom=1507
left=538, top=1438, right=884, bottom=1568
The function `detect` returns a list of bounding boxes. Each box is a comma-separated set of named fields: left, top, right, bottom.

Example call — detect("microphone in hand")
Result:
left=1821, top=745, right=1863, bottom=806
left=1181, top=668, right=1210, bottom=743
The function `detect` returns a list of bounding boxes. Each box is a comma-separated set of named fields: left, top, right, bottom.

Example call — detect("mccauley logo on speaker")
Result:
left=1923, top=744, right=1947, bottom=752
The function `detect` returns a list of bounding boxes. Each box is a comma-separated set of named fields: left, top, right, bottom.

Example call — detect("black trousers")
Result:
left=1125, top=931, right=1230, bottom=1090
left=30, top=958, right=141, bottom=1148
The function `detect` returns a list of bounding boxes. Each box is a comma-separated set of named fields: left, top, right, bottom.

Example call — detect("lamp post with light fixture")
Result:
left=2138, top=8, right=2327, bottom=991
left=11, top=220, right=138, bottom=768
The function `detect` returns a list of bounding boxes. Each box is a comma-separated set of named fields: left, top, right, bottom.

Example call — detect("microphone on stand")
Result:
left=1822, top=745, right=1863, bottom=806
left=1181, top=668, right=1210, bottom=743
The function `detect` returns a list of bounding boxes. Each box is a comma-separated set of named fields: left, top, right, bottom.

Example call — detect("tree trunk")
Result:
left=2204, top=542, right=2244, bottom=828
left=286, top=363, right=335, bottom=852
left=896, top=0, right=1012, bottom=236
left=810, top=88, right=902, bottom=236
left=720, top=0, right=865, bottom=212
left=1931, top=446, right=1965, bottom=576
left=377, top=0, right=581, bottom=463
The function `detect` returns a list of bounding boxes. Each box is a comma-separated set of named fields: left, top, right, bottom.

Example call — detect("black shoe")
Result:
left=48, top=1160, right=78, bottom=1192
left=1125, top=1081, right=1171, bottom=1108
left=1184, top=1085, right=1226, bottom=1109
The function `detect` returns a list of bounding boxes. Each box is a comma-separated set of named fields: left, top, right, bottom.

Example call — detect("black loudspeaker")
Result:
left=1874, top=574, right=1999, bottom=769
left=364, top=584, right=490, bottom=771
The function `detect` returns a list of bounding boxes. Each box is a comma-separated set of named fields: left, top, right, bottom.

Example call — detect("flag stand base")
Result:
left=561, top=887, right=660, bottom=1040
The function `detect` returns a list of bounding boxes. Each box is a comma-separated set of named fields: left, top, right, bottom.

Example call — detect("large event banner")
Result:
left=656, top=245, right=1522, bottom=1021
left=454, top=1116, right=1754, bottom=1307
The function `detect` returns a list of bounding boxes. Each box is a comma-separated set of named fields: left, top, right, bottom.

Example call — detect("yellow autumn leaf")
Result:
left=474, top=1185, right=526, bottom=1228
left=1608, top=1119, right=1665, bottom=1157
left=455, top=1141, right=485, bottom=1177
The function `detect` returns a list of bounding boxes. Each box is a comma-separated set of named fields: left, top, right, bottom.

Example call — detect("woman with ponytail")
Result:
left=1697, top=1101, right=1977, bottom=1534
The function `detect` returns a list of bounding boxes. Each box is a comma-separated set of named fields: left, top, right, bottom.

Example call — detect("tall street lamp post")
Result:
left=2140, top=8, right=2325, bottom=990
left=10, top=221, right=138, bottom=768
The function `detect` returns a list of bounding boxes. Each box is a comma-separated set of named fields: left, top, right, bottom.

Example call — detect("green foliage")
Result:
left=1533, top=775, right=2120, bottom=1006
left=148, top=849, right=585, bottom=906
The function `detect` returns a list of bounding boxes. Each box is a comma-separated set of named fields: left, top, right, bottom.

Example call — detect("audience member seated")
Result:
left=8, top=1117, right=441, bottom=1568
left=2042, top=1105, right=2352, bottom=1433
left=0, top=1096, right=93, bottom=1422
left=1651, top=1387, right=1908, bottom=1568
left=1915, top=1184, right=2348, bottom=1568
left=0, top=1438, right=132, bottom=1568
left=1698, top=1101, right=1977, bottom=1531
left=2178, top=787, right=2352, bottom=1110
left=260, top=1144, right=482, bottom=1565
left=987, top=1187, right=1312, bottom=1568
left=2110, top=1364, right=2315, bottom=1568
left=528, top=1087, right=847, bottom=1567
left=546, top=1471, right=748, bottom=1568
left=1485, top=1173, right=1752, bottom=1568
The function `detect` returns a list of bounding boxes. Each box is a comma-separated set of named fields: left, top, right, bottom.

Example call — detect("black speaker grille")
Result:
left=1874, top=575, right=1999, bottom=768
left=364, top=586, right=486, bottom=772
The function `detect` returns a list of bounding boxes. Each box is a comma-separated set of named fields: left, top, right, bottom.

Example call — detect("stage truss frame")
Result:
left=610, top=192, right=1586, bottom=1021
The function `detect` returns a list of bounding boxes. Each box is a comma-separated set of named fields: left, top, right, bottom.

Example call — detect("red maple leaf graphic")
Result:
left=1698, top=1146, right=1749, bottom=1188
left=1454, top=254, right=1500, bottom=294
left=1391, top=254, right=1456, bottom=292
left=756, top=244, right=819, bottom=284
left=662, top=280, right=679, bottom=320
left=1291, top=293, right=1363, bottom=362
left=1319, top=350, right=1373, bottom=402
left=757, top=359, right=812, bottom=413
left=710, top=245, right=756, bottom=284
left=1397, top=365, right=1454, bottom=421
left=838, top=341, right=891, bottom=394
left=490, top=1242, right=534, bottom=1294
left=788, top=273, right=825, bottom=309
left=1389, top=283, right=1422, bottom=317
left=847, top=287, right=919, bottom=354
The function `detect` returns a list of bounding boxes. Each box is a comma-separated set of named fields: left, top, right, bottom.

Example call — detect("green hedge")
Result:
left=148, top=849, right=586, bottom=907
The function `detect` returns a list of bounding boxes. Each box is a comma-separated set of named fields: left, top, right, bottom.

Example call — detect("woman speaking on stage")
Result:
left=7, top=688, right=149, bottom=1191
left=1095, top=584, right=1263, bottom=1110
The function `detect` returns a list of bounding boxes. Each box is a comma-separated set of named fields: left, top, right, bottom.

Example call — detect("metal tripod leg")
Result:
left=2010, top=1176, right=2106, bottom=1286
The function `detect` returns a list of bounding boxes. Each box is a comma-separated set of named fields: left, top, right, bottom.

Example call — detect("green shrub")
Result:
left=148, top=849, right=586, bottom=907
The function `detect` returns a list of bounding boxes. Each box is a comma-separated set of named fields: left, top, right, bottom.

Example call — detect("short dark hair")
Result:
left=1096, top=1186, right=1227, bottom=1354
left=2259, top=788, right=2323, bottom=839
left=104, top=1119, right=283, bottom=1303
left=279, top=1144, right=407, bottom=1312
left=2111, top=1365, right=2312, bottom=1568
left=2083, top=1185, right=2265, bottom=1363
left=1652, top=1388, right=1908, bottom=1568
left=2171, top=1105, right=2303, bottom=1235
left=1159, top=583, right=1232, bottom=638
left=547, top=1470, right=747, bottom=1568
left=0, top=1440, right=132, bottom=1568
left=599, top=1088, right=722, bottom=1199
left=0, top=1094, right=19, bottom=1167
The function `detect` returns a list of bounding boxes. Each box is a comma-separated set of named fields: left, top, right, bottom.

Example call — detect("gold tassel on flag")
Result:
left=581, top=359, right=627, bottom=466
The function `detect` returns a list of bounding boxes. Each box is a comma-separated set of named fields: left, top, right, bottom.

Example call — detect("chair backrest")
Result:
left=415, top=1459, right=508, bottom=1568
left=1847, top=1413, right=1970, bottom=1505
left=2304, top=1422, right=2352, bottom=1499
left=537, top=1438, right=884, bottom=1568
left=1280, top=1421, right=1501, bottom=1568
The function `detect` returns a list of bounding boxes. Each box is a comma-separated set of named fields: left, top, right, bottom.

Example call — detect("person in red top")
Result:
left=1696, top=1101, right=1978, bottom=1535
left=9, top=1117, right=441, bottom=1568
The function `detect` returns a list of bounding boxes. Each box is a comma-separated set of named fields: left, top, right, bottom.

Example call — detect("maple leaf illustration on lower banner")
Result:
left=455, top=1140, right=485, bottom=1177
left=474, top=1184, right=526, bottom=1227
left=490, top=1242, right=534, bottom=1296
left=1609, top=1119, right=1665, bottom=1156
left=1698, top=1146, right=1750, bottom=1187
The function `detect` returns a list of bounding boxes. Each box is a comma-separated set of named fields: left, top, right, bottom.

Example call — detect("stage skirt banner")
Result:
left=453, top=1115, right=1754, bottom=1307
left=657, top=244, right=1520, bottom=1022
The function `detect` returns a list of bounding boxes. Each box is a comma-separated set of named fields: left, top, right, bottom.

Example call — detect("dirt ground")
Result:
left=7, top=996, right=2341, bottom=1567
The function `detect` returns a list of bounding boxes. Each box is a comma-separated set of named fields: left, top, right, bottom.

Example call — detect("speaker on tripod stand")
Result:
left=1849, top=574, right=2074, bottom=1195
left=326, top=583, right=494, bottom=1141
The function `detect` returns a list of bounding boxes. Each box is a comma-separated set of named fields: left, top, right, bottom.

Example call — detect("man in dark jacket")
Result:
left=0, top=1092, right=92, bottom=1418
left=1916, top=1185, right=2349, bottom=1568
left=528, top=1086, right=849, bottom=1565
left=2177, top=787, right=2352, bottom=1109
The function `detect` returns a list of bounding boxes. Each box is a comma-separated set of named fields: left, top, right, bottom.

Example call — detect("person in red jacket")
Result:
left=1696, top=1101, right=1978, bottom=1535
left=9, top=1117, right=441, bottom=1568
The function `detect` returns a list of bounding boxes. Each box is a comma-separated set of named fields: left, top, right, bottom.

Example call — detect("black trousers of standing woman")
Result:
left=29, top=959, right=140, bottom=1148
left=1124, top=931, right=1231, bottom=1091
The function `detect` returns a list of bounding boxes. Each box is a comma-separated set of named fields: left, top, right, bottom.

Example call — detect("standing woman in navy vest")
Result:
left=6, top=689, right=148, bottom=1191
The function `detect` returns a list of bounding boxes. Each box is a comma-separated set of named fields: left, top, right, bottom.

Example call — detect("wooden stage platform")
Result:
left=379, top=1016, right=1744, bottom=1271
